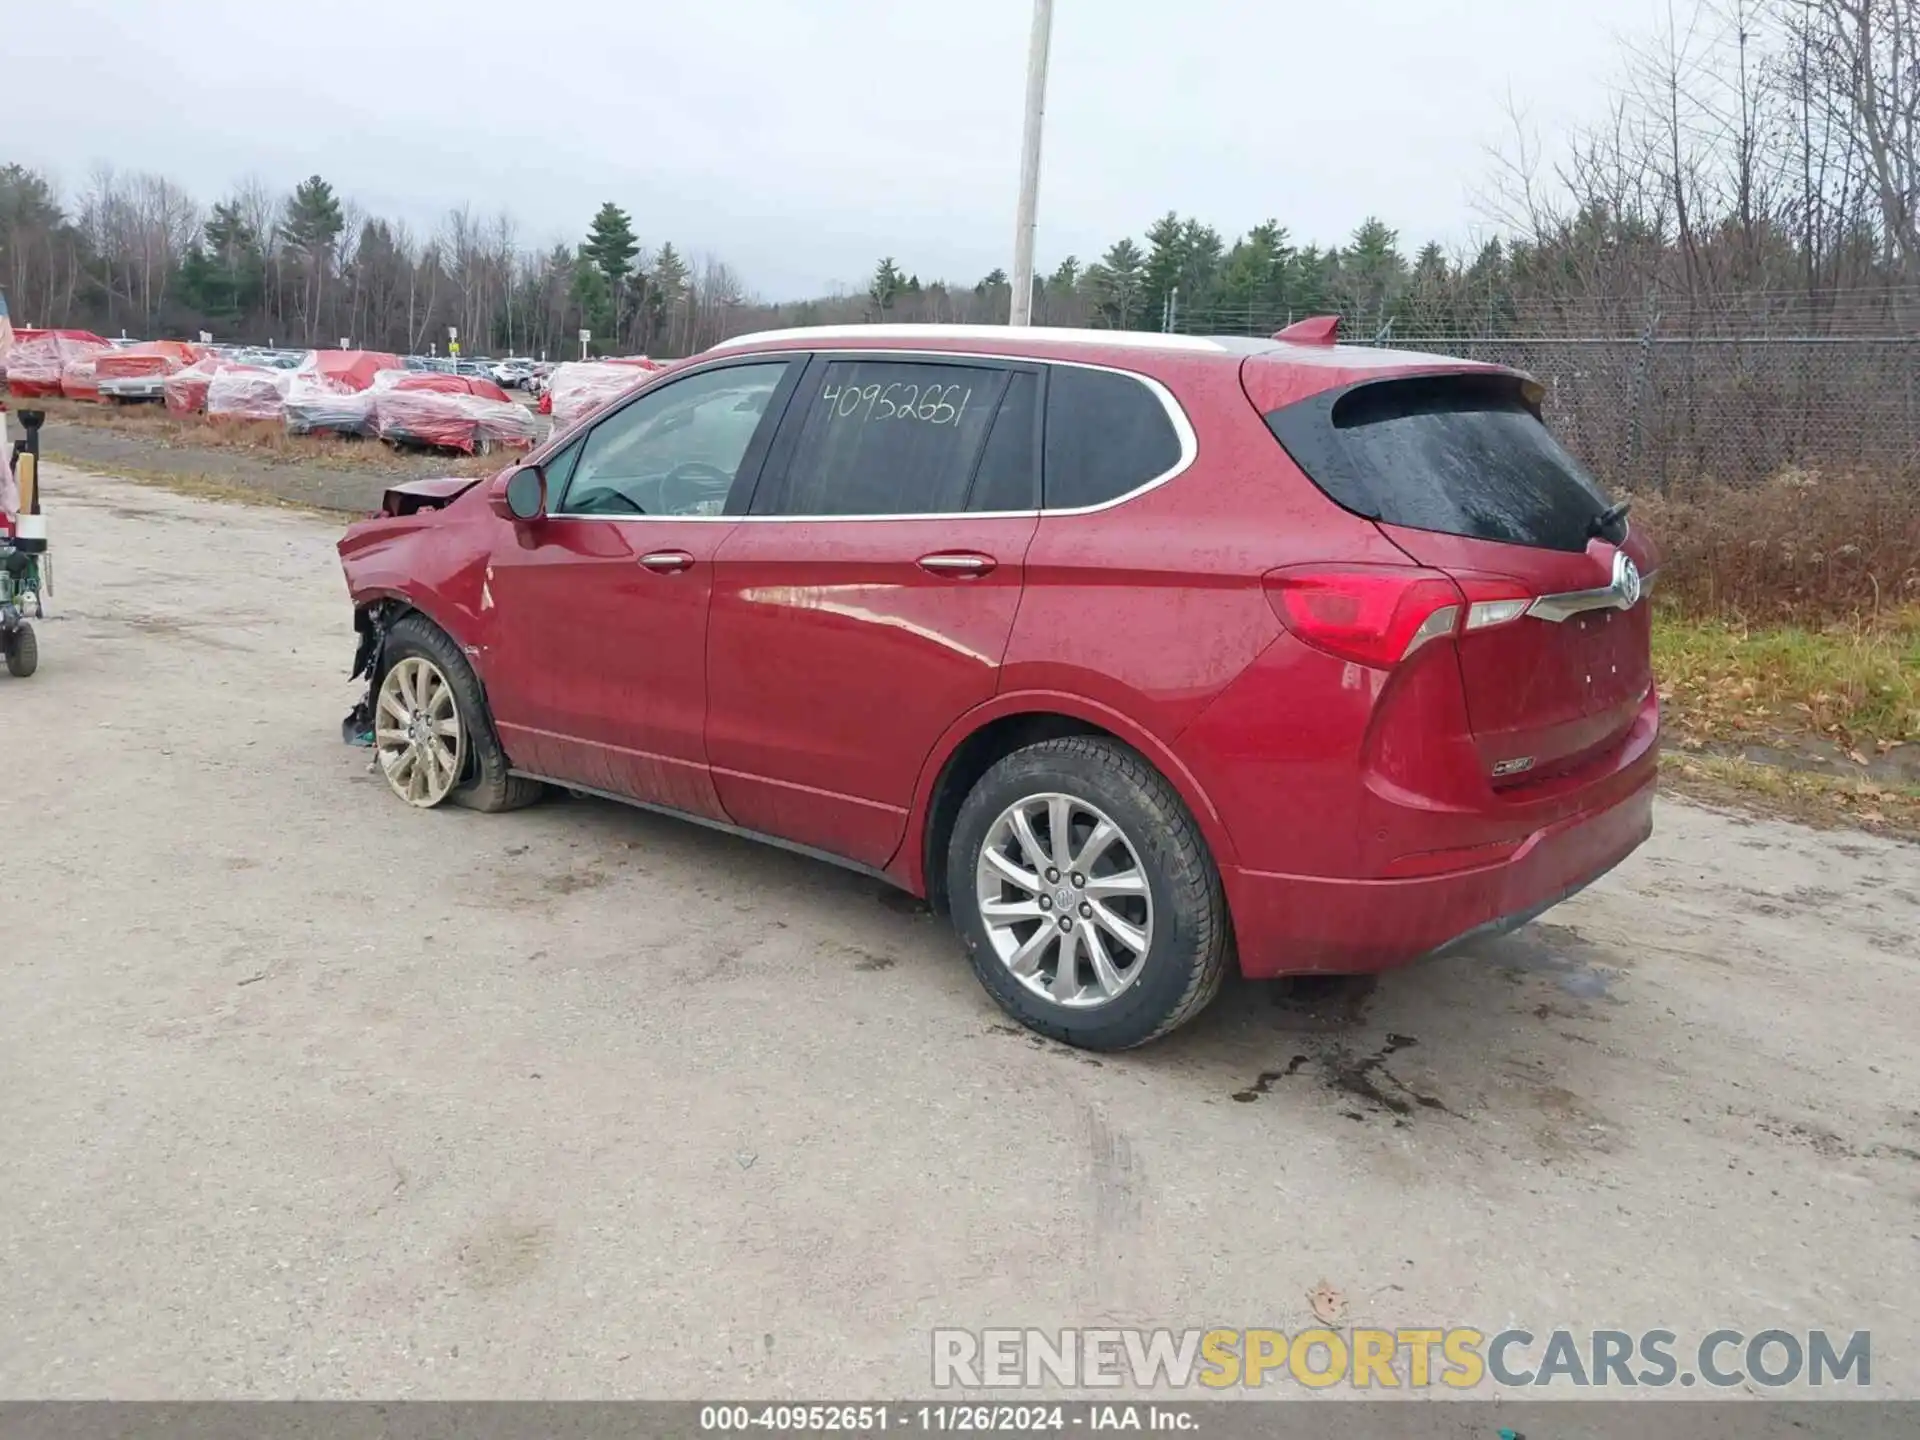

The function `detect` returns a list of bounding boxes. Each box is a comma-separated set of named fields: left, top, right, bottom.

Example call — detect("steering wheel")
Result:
left=665, top=461, right=733, bottom=491
left=569, top=485, right=646, bottom=515
left=649, top=461, right=735, bottom=515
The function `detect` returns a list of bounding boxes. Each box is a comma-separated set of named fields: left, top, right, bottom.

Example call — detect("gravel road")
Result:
left=3, top=465, right=1916, bottom=1400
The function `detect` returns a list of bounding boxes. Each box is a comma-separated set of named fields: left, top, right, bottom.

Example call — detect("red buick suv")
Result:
left=337, top=320, right=1659, bottom=1050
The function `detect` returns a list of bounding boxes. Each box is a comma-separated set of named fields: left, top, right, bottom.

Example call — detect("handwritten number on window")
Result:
left=819, top=377, right=971, bottom=427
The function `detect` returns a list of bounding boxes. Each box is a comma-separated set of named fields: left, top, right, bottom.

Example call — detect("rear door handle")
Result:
left=638, top=550, right=695, bottom=574
left=917, top=552, right=996, bottom=577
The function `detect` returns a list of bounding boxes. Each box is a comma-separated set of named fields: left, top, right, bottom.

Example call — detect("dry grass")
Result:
left=1633, top=468, right=1920, bottom=624
left=1659, top=752, right=1920, bottom=838
left=26, top=396, right=500, bottom=477
left=1653, top=605, right=1920, bottom=755
left=1631, top=469, right=1920, bottom=833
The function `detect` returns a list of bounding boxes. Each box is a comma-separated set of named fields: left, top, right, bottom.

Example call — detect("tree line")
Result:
left=3, top=1, right=1917, bottom=359
left=0, top=171, right=751, bottom=360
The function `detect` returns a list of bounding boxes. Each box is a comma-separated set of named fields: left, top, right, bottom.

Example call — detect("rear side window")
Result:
left=968, top=371, right=1040, bottom=512
left=1265, top=372, right=1616, bottom=552
left=1043, top=365, right=1182, bottom=510
left=755, top=359, right=1006, bottom=516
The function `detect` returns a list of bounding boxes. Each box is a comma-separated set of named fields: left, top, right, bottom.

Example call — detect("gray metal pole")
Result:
left=1009, top=0, right=1054, bottom=327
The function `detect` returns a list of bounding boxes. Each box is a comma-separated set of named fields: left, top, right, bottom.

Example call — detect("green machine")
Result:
left=2, top=406, right=46, bottom=678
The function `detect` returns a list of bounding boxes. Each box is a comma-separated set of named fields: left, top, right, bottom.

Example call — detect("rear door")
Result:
left=704, top=353, right=1042, bottom=867
left=1264, top=369, right=1656, bottom=784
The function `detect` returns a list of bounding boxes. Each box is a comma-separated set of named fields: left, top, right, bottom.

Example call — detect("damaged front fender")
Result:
left=341, top=602, right=395, bottom=745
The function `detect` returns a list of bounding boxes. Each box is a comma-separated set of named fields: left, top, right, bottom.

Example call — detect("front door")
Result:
left=483, top=357, right=802, bottom=816
left=705, top=355, right=1043, bottom=866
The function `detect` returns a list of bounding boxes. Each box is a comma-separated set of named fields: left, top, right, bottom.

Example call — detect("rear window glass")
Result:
left=756, top=359, right=1004, bottom=516
left=1043, top=366, right=1182, bottom=510
left=1265, top=372, right=1615, bottom=553
left=968, top=371, right=1040, bottom=512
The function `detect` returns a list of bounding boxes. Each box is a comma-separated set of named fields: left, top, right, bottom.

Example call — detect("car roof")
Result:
left=710, top=323, right=1231, bottom=359
left=705, top=323, right=1509, bottom=380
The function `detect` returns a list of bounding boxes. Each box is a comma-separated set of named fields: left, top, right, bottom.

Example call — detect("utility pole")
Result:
left=1009, top=0, right=1054, bottom=327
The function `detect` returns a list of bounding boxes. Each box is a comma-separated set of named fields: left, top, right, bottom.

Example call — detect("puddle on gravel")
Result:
left=1232, top=1032, right=1453, bottom=1124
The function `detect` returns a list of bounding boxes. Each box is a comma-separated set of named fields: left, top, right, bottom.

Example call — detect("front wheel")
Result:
left=372, top=614, right=543, bottom=812
left=947, top=736, right=1231, bottom=1050
left=4, top=622, right=37, bottom=678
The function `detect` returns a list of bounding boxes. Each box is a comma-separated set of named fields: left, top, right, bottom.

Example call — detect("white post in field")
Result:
left=1008, top=0, right=1054, bottom=327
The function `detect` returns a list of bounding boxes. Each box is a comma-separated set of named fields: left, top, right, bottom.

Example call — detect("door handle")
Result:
left=917, top=552, right=996, bottom=577
left=638, top=550, right=696, bottom=574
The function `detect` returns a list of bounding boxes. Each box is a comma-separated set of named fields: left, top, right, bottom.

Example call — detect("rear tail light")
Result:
left=1264, top=566, right=1533, bottom=669
left=1263, top=565, right=1464, bottom=669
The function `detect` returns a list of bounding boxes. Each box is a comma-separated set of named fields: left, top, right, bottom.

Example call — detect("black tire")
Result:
left=379, top=613, right=543, bottom=813
left=4, top=623, right=36, bottom=678
left=947, top=736, right=1232, bottom=1051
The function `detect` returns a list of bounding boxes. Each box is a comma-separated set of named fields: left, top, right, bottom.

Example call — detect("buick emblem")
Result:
left=1613, top=553, right=1642, bottom=608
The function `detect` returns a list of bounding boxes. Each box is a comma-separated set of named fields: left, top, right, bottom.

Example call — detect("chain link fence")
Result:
left=1168, top=301, right=1920, bottom=493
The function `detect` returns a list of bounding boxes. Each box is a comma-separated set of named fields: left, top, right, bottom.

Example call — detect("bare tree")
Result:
left=1790, top=0, right=1920, bottom=273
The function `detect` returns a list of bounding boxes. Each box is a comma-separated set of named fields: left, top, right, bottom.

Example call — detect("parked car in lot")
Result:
left=337, top=321, right=1660, bottom=1049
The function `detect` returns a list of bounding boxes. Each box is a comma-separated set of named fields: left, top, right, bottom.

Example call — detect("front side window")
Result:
left=754, top=359, right=1008, bottom=517
left=557, top=362, right=789, bottom=517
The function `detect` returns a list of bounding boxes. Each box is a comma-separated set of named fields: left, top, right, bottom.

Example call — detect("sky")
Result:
left=12, top=0, right=1666, bottom=301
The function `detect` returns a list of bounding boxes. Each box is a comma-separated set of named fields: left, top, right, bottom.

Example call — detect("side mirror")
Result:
left=497, top=466, right=547, bottom=522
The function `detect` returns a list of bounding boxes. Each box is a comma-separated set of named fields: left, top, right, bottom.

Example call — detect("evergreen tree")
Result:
left=1085, top=238, right=1145, bottom=328
left=645, top=241, right=689, bottom=352
left=279, top=175, right=343, bottom=254
left=868, top=256, right=905, bottom=318
left=1336, top=218, right=1409, bottom=331
left=1176, top=218, right=1223, bottom=319
left=583, top=203, right=639, bottom=294
left=1140, top=211, right=1185, bottom=328
left=569, top=249, right=614, bottom=347
left=179, top=200, right=265, bottom=326
left=1215, top=220, right=1291, bottom=329
left=583, top=203, right=639, bottom=341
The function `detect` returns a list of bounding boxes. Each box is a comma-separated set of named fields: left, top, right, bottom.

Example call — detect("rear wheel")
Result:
left=374, top=614, right=543, bottom=812
left=948, top=736, right=1231, bottom=1050
left=4, top=622, right=37, bottom=678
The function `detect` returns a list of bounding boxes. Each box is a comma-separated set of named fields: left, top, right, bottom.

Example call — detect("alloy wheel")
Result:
left=974, top=792, right=1155, bottom=1008
left=375, top=656, right=465, bottom=807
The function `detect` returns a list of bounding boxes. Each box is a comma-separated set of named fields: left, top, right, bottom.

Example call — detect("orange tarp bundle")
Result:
left=95, top=340, right=209, bottom=380
left=302, top=349, right=402, bottom=391
left=7, top=329, right=111, bottom=398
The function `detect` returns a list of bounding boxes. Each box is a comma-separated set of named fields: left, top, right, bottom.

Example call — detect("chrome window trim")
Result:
left=711, top=323, right=1230, bottom=354
left=539, top=347, right=1197, bottom=525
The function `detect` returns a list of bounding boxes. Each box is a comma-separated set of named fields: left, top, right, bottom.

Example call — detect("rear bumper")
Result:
left=99, top=376, right=166, bottom=399
left=1224, top=766, right=1655, bottom=978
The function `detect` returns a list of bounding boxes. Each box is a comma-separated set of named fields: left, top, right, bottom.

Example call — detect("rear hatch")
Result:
left=1259, top=365, right=1656, bottom=787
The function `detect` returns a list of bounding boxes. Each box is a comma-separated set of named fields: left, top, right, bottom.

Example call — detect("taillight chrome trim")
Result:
left=1526, top=551, right=1647, bottom=623
left=1402, top=604, right=1460, bottom=659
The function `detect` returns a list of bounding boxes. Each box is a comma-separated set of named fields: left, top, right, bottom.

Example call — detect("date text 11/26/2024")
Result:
left=699, top=1404, right=1199, bottom=1432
